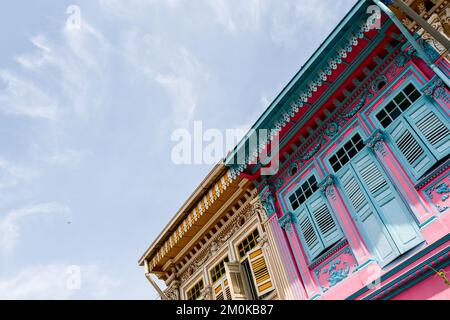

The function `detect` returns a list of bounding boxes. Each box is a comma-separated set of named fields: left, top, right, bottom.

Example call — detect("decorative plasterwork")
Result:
left=313, top=244, right=358, bottom=291
left=148, top=170, right=239, bottom=271
left=226, top=16, right=380, bottom=177
left=415, top=159, right=450, bottom=190
left=422, top=76, right=450, bottom=103
left=278, top=212, right=294, bottom=233
left=319, top=175, right=337, bottom=200
left=365, top=129, right=387, bottom=156
left=163, top=280, right=180, bottom=300
left=424, top=173, right=450, bottom=213
left=259, top=187, right=277, bottom=219
left=178, top=199, right=258, bottom=283
left=268, top=46, right=411, bottom=190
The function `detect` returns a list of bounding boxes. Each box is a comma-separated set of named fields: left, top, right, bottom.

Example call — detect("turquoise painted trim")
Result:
left=310, top=294, right=322, bottom=301
left=224, top=0, right=371, bottom=165
left=365, top=249, right=450, bottom=300
left=251, top=20, right=395, bottom=179
left=323, top=126, right=369, bottom=174
left=345, top=234, right=450, bottom=300
left=277, top=166, right=321, bottom=213
left=275, top=20, right=394, bottom=155
left=354, top=259, right=378, bottom=272
left=419, top=216, right=438, bottom=230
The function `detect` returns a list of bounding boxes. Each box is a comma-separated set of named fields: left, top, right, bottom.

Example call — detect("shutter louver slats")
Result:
left=309, top=196, right=343, bottom=247
left=415, top=111, right=448, bottom=146
left=390, top=119, right=435, bottom=178
left=248, top=248, right=274, bottom=297
left=341, top=166, right=399, bottom=266
left=409, top=104, right=450, bottom=156
left=395, top=130, right=424, bottom=165
left=350, top=153, right=423, bottom=264
left=359, top=160, right=388, bottom=196
left=297, top=208, right=325, bottom=260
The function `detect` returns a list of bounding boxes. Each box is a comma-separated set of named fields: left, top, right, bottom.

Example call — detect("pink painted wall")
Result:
left=392, top=266, right=450, bottom=300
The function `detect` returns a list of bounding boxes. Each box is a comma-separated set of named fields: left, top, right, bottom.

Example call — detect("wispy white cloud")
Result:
left=0, top=70, right=59, bottom=120
left=0, top=158, right=40, bottom=190
left=122, top=32, right=210, bottom=128
left=0, top=263, right=121, bottom=299
left=43, top=149, right=84, bottom=166
left=1, top=19, right=111, bottom=122
left=0, top=202, right=70, bottom=253
left=206, top=0, right=265, bottom=34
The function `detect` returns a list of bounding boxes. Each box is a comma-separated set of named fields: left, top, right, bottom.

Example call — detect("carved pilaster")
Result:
left=201, top=285, right=213, bottom=301
left=422, top=76, right=450, bottom=104
left=365, top=129, right=387, bottom=157
left=259, top=186, right=277, bottom=219
left=257, top=232, right=270, bottom=248
left=319, top=175, right=336, bottom=200
left=278, top=212, right=294, bottom=233
left=164, top=279, right=181, bottom=300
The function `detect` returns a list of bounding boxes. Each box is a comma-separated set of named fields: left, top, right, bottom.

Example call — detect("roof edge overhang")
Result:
left=138, top=162, right=229, bottom=266
left=224, top=0, right=371, bottom=168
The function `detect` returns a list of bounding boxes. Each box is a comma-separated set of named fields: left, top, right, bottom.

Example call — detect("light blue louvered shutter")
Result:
left=389, top=118, right=436, bottom=179
left=340, top=167, right=399, bottom=266
left=406, top=102, right=450, bottom=160
left=308, top=194, right=343, bottom=249
left=295, top=208, right=324, bottom=261
left=353, top=153, right=423, bottom=254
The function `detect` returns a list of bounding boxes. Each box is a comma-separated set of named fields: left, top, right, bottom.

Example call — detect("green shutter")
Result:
left=308, top=195, right=343, bottom=248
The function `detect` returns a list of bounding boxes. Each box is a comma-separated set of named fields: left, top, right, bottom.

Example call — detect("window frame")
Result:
left=286, top=172, right=344, bottom=262
left=185, top=278, right=204, bottom=301
left=370, top=80, right=450, bottom=182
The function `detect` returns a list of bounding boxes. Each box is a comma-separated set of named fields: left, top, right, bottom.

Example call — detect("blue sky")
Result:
left=0, top=0, right=357, bottom=299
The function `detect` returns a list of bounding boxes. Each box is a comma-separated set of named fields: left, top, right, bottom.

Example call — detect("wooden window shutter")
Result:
left=225, top=262, right=247, bottom=300
left=214, top=283, right=224, bottom=300
left=340, top=167, right=400, bottom=266
left=389, top=118, right=436, bottom=179
left=353, top=153, right=423, bottom=255
left=296, top=208, right=325, bottom=260
left=308, top=195, right=343, bottom=248
left=406, top=102, right=450, bottom=159
left=213, top=278, right=232, bottom=300
left=247, top=248, right=274, bottom=297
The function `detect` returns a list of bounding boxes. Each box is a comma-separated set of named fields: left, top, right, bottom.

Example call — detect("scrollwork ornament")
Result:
left=365, top=129, right=387, bottom=157
left=319, top=175, right=336, bottom=200
left=278, top=212, right=294, bottom=233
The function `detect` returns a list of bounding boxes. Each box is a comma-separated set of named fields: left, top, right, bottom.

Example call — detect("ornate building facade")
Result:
left=140, top=0, right=449, bottom=300
left=224, top=0, right=450, bottom=300
left=392, top=0, right=449, bottom=59
left=138, top=163, right=295, bottom=300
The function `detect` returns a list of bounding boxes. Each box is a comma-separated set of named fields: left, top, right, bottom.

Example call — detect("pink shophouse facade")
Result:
left=225, top=0, right=450, bottom=300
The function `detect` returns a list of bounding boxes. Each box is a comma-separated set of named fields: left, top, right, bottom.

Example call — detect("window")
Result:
left=210, top=256, right=229, bottom=284
left=213, top=279, right=231, bottom=300
left=329, top=134, right=365, bottom=172
left=375, top=83, right=449, bottom=179
left=237, top=229, right=259, bottom=259
left=186, top=279, right=204, bottom=300
left=210, top=256, right=232, bottom=300
left=288, top=174, right=343, bottom=261
left=288, top=175, right=319, bottom=211
left=247, top=248, right=273, bottom=297
left=339, top=150, right=423, bottom=266
left=376, top=84, right=421, bottom=128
